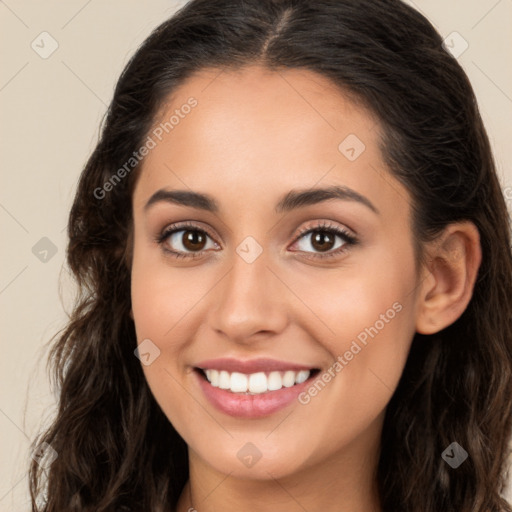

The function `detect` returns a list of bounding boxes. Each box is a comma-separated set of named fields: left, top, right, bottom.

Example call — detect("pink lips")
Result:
left=193, top=357, right=318, bottom=418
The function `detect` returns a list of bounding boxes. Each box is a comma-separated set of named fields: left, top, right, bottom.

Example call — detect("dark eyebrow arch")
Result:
left=144, top=189, right=219, bottom=213
left=144, top=185, right=379, bottom=215
left=275, top=185, right=379, bottom=215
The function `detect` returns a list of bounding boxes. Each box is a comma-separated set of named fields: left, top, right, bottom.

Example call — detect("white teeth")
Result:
left=202, top=369, right=312, bottom=394
left=248, top=372, right=267, bottom=393
left=295, top=370, right=310, bottom=384
left=218, top=370, right=231, bottom=389
left=205, top=369, right=219, bottom=387
left=282, top=370, right=295, bottom=387
left=267, top=371, right=282, bottom=391
left=230, top=372, right=248, bottom=392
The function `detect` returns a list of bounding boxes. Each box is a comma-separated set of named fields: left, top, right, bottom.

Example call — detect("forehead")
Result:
left=149, top=64, right=379, bottom=157
left=132, top=64, right=408, bottom=223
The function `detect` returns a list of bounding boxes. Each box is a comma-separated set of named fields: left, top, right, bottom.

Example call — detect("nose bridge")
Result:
left=208, top=236, right=288, bottom=340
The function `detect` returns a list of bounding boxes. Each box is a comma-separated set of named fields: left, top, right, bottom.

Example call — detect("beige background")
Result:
left=1, top=0, right=511, bottom=509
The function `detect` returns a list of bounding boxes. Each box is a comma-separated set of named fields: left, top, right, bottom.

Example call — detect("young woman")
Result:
left=29, top=0, right=512, bottom=511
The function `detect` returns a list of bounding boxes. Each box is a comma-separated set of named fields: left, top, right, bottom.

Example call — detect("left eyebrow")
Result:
left=275, top=185, right=379, bottom=215
left=143, top=184, right=379, bottom=216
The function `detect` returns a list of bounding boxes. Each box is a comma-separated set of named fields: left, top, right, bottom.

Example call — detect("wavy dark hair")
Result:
left=28, top=0, right=512, bottom=510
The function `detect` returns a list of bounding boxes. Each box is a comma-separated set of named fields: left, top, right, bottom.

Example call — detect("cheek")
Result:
left=130, top=242, right=206, bottom=342
left=130, top=256, right=198, bottom=431
left=286, top=276, right=415, bottom=468
left=130, top=245, right=218, bottom=412
left=291, top=246, right=417, bottom=408
left=291, top=251, right=415, bottom=352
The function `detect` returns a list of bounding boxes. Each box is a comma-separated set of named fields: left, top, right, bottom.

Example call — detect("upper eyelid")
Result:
left=294, top=220, right=355, bottom=237
left=160, top=220, right=355, bottom=247
left=162, top=221, right=218, bottom=241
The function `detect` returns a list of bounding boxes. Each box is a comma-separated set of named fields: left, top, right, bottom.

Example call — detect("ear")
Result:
left=415, top=221, right=482, bottom=335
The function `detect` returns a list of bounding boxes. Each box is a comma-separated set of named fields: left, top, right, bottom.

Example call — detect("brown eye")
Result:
left=181, top=230, right=207, bottom=251
left=309, top=231, right=336, bottom=252
left=290, top=222, right=358, bottom=260
left=157, top=223, right=218, bottom=258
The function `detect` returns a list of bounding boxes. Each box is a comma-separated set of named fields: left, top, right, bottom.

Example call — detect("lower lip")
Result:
left=194, top=369, right=315, bottom=418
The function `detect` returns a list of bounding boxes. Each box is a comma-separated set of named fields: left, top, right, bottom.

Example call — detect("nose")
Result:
left=207, top=244, right=289, bottom=344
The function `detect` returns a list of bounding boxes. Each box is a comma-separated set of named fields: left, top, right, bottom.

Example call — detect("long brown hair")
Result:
left=29, top=0, right=512, bottom=510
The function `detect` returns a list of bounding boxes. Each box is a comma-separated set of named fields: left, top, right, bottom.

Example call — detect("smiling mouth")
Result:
left=194, top=367, right=321, bottom=395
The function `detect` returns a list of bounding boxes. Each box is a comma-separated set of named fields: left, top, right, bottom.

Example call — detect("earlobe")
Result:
left=415, top=221, right=482, bottom=335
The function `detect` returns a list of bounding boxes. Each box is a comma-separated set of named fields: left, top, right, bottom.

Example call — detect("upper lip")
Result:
left=195, top=357, right=319, bottom=374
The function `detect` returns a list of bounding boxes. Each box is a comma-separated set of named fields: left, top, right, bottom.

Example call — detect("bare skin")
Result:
left=129, top=65, right=482, bottom=512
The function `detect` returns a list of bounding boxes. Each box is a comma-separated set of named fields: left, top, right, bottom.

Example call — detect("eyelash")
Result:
left=155, top=220, right=358, bottom=261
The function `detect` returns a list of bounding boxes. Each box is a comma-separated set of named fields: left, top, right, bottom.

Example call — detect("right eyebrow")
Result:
left=144, top=189, right=219, bottom=213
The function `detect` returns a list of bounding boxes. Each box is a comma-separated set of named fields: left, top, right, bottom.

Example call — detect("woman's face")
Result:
left=130, top=65, right=422, bottom=480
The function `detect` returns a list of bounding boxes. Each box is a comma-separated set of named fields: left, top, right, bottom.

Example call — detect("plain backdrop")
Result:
left=1, top=0, right=511, bottom=509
